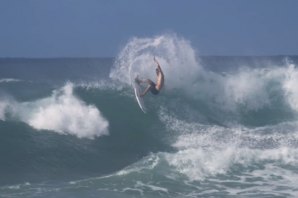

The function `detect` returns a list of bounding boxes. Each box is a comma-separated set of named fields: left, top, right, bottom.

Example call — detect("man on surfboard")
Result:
left=135, top=57, right=164, bottom=97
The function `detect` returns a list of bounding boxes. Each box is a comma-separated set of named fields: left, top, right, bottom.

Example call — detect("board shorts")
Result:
left=149, top=81, right=159, bottom=95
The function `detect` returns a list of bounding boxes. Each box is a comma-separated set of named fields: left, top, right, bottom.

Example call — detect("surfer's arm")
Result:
left=154, top=57, right=160, bottom=68
left=154, top=57, right=163, bottom=74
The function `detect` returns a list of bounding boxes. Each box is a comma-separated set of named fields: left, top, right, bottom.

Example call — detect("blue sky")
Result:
left=0, top=0, right=297, bottom=57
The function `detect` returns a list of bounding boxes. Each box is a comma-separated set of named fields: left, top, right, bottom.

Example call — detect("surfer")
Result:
left=136, top=57, right=164, bottom=97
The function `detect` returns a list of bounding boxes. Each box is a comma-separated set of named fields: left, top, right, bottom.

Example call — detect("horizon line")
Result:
left=0, top=54, right=298, bottom=59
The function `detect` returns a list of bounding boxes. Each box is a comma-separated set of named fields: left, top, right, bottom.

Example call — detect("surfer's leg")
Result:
left=137, top=78, right=154, bottom=85
left=140, top=85, right=151, bottom=97
left=145, top=79, right=154, bottom=84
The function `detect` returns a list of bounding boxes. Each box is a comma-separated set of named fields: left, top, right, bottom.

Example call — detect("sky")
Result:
left=0, top=0, right=297, bottom=57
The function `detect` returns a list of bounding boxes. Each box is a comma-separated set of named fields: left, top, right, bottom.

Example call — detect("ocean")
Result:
left=1, top=35, right=298, bottom=197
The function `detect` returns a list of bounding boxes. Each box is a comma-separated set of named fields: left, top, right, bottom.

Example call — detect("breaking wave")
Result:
left=0, top=82, right=109, bottom=139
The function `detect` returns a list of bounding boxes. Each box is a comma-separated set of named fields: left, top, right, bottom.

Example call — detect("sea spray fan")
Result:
left=26, top=83, right=109, bottom=139
left=110, top=34, right=203, bottom=92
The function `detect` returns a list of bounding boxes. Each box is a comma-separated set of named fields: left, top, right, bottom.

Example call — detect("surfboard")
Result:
left=133, top=78, right=146, bottom=113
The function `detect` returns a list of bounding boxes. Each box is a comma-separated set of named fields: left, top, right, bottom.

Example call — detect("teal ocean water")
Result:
left=1, top=35, right=298, bottom=197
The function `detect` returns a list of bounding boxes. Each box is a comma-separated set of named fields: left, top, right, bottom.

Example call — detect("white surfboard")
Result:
left=132, top=79, right=146, bottom=113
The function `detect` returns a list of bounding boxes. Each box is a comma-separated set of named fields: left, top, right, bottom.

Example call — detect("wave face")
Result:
left=1, top=35, right=298, bottom=197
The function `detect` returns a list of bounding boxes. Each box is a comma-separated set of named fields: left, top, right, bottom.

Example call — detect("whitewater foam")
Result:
left=159, top=108, right=298, bottom=181
left=0, top=82, right=109, bottom=139
left=25, top=83, right=109, bottom=139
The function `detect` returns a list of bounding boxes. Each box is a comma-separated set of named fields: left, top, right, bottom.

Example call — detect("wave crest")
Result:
left=0, top=83, right=109, bottom=139
left=26, top=83, right=109, bottom=139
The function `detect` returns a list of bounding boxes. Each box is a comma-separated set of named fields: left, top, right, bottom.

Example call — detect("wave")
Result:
left=2, top=34, right=298, bottom=197
left=0, top=82, right=109, bottom=139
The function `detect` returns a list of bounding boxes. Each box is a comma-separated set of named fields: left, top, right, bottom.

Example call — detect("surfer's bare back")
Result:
left=136, top=57, right=164, bottom=97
